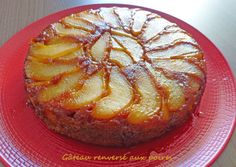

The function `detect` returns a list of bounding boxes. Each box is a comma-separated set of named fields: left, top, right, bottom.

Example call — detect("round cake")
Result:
left=24, top=7, right=206, bottom=146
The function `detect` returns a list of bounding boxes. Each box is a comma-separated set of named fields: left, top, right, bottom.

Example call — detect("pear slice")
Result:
left=131, top=10, right=150, bottom=35
left=25, top=60, right=77, bottom=81
left=53, top=23, right=90, bottom=37
left=165, top=26, right=181, bottom=32
left=38, top=71, right=85, bottom=103
left=92, top=67, right=133, bottom=119
left=152, top=59, right=203, bottom=78
left=61, top=70, right=105, bottom=109
left=30, top=42, right=80, bottom=59
left=91, top=32, right=110, bottom=61
left=146, top=43, right=200, bottom=59
left=62, top=16, right=95, bottom=32
left=45, top=36, right=78, bottom=45
left=146, top=63, right=185, bottom=111
left=55, top=48, right=83, bottom=62
left=141, top=18, right=173, bottom=42
left=114, top=7, right=133, bottom=29
left=127, top=65, right=161, bottom=124
left=78, top=10, right=106, bottom=27
left=113, top=35, right=143, bottom=62
left=109, top=49, right=133, bottom=67
left=145, top=31, right=196, bottom=50
left=99, top=7, right=121, bottom=28
left=111, top=28, right=134, bottom=38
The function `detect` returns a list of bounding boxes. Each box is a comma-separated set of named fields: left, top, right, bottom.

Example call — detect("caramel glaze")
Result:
left=25, top=7, right=206, bottom=125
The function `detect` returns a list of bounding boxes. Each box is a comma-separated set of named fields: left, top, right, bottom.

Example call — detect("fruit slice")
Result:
left=91, top=32, right=111, bottom=61
left=114, top=7, right=133, bottom=29
left=45, top=36, right=78, bottom=45
left=38, top=71, right=85, bottom=102
left=25, top=60, right=77, bottom=81
left=113, top=35, right=143, bottom=62
left=165, top=26, right=181, bottom=32
left=55, top=48, right=84, bottom=62
left=92, top=67, right=133, bottom=119
left=61, top=70, right=105, bottom=109
left=53, top=23, right=90, bottom=37
left=131, top=10, right=150, bottom=35
left=141, top=18, right=174, bottom=42
left=146, top=63, right=185, bottom=111
left=62, top=16, right=95, bottom=32
left=145, top=31, right=196, bottom=51
left=99, top=7, right=121, bottom=28
left=146, top=43, right=200, bottom=59
left=109, top=49, right=133, bottom=67
left=78, top=10, right=106, bottom=27
left=127, top=65, right=161, bottom=124
left=111, top=28, right=134, bottom=38
left=30, top=42, right=80, bottom=59
left=152, top=59, right=203, bottom=78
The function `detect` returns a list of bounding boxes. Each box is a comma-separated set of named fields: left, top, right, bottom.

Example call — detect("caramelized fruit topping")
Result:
left=25, top=7, right=205, bottom=124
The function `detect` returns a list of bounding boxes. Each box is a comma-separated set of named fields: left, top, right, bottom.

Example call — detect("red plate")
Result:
left=0, top=4, right=235, bottom=167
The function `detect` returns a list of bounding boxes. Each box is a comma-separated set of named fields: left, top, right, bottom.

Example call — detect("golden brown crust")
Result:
left=24, top=7, right=206, bottom=146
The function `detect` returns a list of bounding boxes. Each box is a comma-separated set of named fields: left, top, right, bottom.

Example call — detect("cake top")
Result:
left=25, top=7, right=205, bottom=124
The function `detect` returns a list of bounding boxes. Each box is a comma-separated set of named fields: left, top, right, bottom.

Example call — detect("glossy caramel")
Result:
left=25, top=7, right=206, bottom=124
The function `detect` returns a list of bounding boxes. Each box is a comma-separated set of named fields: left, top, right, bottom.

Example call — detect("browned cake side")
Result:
left=24, top=7, right=206, bottom=146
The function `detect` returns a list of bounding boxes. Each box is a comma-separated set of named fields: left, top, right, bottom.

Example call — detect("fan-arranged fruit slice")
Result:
left=146, top=43, right=200, bottom=59
left=145, top=31, right=196, bottom=51
left=54, top=47, right=84, bottom=62
left=91, top=32, right=111, bottom=61
left=77, top=10, right=106, bottom=27
left=146, top=62, right=185, bottom=111
left=53, top=23, right=90, bottom=37
left=131, top=10, right=150, bottom=35
left=99, top=7, right=121, bottom=28
left=61, top=70, right=105, bottom=109
left=62, top=15, right=95, bottom=32
left=38, top=71, right=85, bottom=103
left=141, top=18, right=174, bottom=42
left=126, top=65, right=161, bottom=124
left=30, top=42, right=80, bottom=59
left=25, top=60, right=77, bottom=81
left=114, top=7, right=133, bottom=29
left=152, top=59, right=203, bottom=78
left=112, top=35, right=143, bottom=62
left=92, top=67, right=133, bottom=119
left=164, top=25, right=181, bottom=32
left=111, top=28, right=134, bottom=38
left=109, top=49, right=133, bottom=67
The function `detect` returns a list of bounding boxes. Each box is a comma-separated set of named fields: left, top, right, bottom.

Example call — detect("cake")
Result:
left=24, top=7, right=206, bottom=146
